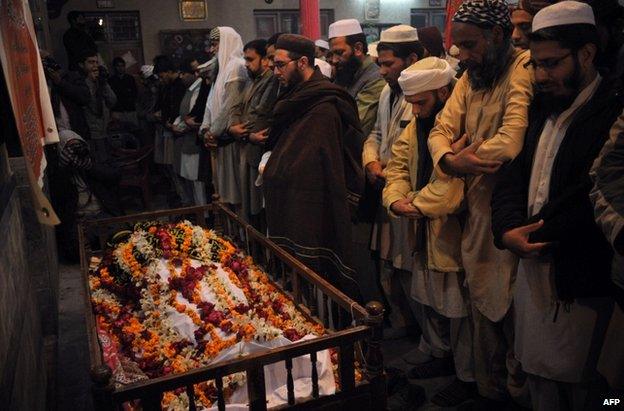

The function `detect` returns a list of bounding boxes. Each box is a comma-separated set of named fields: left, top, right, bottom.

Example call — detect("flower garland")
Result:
left=89, top=220, right=326, bottom=409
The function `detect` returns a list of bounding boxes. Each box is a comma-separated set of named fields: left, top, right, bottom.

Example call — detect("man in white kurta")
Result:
left=491, top=3, right=622, bottom=409
left=361, top=25, right=422, bottom=329
left=383, top=58, right=474, bottom=407
left=200, top=27, right=248, bottom=207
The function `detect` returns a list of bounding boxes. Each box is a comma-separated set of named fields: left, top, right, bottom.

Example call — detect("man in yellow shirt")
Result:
left=427, top=0, right=534, bottom=407
left=383, top=57, right=476, bottom=407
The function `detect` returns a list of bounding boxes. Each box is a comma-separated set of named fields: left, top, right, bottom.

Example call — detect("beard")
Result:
left=467, top=41, right=513, bottom=90
left=334, top=55, right=362, bottom=87
left=282, top=68, right=304, bottom=91
left=535, top=57, right=583, bottom=115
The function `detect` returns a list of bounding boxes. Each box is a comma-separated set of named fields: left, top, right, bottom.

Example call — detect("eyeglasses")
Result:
left=273, top=58, right=299, bottom=70
left=524, top=52, right=572, bottom=71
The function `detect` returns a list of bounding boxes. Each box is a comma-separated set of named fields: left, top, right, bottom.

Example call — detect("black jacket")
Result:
left=50, top=71, right=91, bottom=139
left=491, top=78, right=624, bottom=301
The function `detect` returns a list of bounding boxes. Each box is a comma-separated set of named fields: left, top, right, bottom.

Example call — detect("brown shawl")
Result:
left=263, top=69, right=365, bottom=301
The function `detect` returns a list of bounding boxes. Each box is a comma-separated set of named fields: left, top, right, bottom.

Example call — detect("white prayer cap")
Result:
left=368, top=41, right=379, bottom=58
left=315, top=39, right=329, bottom=50
left=398, top=57, right=456, bottom=96
left=532, top=1, right=595, bottom=32
left=328, top=19, right=363, bottom=39
left=380, top=25, right=419, bottom=43
left=315, top=58, right=333, bottom=78
left=140, top=65, right=154, bottom=79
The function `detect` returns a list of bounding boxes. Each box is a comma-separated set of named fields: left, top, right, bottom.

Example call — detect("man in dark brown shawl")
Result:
left=263, top=34, right=365, bottom=302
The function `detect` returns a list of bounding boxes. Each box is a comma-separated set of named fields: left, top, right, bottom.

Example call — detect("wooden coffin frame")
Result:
left=78, top=203, right=386, bottom=411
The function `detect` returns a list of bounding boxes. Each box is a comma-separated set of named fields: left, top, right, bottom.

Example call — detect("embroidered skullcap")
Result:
left=380, top=25, right=419, bottom=43
left=315, top=39, right=329, bottom=50
left=452, top=0, right=512, bottom=31
left=209, top=27, right=220, bottom=41
left=532, top=1, right=595, bottom=32
left=398, top=57, right=456, bottom=96
left=328, top=19, right=363, bottom=39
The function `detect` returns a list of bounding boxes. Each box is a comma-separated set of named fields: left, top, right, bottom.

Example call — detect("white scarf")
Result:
left=200, top=27, right=246, bottom=131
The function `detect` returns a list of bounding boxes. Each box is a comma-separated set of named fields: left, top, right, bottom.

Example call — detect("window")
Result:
left=83, top=11, right=142, bottom=43
left=410, top=8, right=446, bottom=32
left=254, top=9, right=335, bottom=39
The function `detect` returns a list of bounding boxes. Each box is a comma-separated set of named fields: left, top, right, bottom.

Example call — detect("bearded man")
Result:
left=262, top=34, right=365, bottom=303
left=329, top=19, right=385, bottom=137
left=492, top=2, right=624, bottom=408
left=426, top=0, right=534, bottom=407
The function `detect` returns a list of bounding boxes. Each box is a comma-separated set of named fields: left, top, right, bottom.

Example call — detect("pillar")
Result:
left=300, top=0, right=320, bottom=40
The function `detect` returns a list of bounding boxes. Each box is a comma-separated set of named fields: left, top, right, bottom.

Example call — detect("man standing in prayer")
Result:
left=171, top=58, right=205, bottom=206
left=153, top=56, right=188, bottom=206
left=383, top=58, right=475, bottom=407
left=491, top=2, right=624, bottom=409
left=511, top=0, right=535, bottom=50
left=329, top=18, right=386, bottom=308
left=329, top=19, right=385, bottom=137
left=263, top=34, right=365, bottom=302
left=361, top=24, right=423, bottom=326
left=426, top=0, right=533, bottom=407
left=315, top=39, right=330, bottom=60
left=591, top=112, right=624, bottom=396
left=416, top=26, right=445, bottom=58
left=200, top=27, right=248, bottom=209
left=227, top=39, right=279, bottom=227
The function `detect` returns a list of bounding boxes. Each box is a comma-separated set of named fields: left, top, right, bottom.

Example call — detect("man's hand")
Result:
left=501, top=220, right=551, bottom=258
left=184, top=115, right=200, bottom=129
left=441, top=134, right=502, bottom=176
left=228, top=123, right=250, bottom=140
left=365, top=161, right=385, bottom=186
left=203, top=129, right=217, bottom=148
left=249, top=128, right=269, bottom=144
left=390, top=198, right=423, bottom=219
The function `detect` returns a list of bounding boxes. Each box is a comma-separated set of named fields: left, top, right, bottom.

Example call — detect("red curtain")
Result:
left=445, top=0, right=464, bottom=50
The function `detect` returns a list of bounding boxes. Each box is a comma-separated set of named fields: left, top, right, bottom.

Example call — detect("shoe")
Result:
left=407, top=356, right=455, bottom=379
left=430, top=378, right=477, bottom=407
left=386, top=380, right=426, bottom=411
left=402, top=347, right=434, bottom=365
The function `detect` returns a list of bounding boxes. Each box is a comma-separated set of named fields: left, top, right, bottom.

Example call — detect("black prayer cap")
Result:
left=275, top=34, right=315, bottom=63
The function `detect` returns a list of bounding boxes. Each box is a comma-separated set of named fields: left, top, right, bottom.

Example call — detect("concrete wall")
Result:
left=49, top=0, right=439, bottom=66
left=0, top=145, right=48, bottom=411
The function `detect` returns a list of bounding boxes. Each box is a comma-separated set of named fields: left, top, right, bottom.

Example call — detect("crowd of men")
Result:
left=44, top=0, right=624, bottom=409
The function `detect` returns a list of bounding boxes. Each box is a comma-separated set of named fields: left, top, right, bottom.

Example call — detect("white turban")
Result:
left=398, top=57, right=456, bottom=96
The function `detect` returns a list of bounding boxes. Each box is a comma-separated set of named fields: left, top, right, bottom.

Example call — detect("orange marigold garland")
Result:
left=89, top=220, right=328, bottom=409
